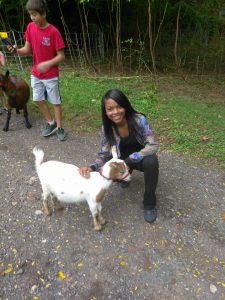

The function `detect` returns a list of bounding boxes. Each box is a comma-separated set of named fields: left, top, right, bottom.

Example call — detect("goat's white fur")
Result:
left=33, top=147, right=131, bottom=231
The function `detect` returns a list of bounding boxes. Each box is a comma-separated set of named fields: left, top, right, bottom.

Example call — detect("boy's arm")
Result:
left=37, top=49, right=65, bottom=73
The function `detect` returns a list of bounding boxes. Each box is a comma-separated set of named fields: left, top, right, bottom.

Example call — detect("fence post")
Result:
left=11, top=30, right=24, bottom=72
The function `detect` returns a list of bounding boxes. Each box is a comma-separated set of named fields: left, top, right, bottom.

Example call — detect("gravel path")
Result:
left=0, top=111, right=225, bottom=300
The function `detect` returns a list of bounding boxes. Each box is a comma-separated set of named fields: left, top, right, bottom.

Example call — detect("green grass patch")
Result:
left=155, top=95, right=225, bottom=165
left=12, top=70, right=225, bottom=167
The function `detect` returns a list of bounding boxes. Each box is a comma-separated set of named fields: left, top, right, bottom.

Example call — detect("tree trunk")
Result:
left=153, top=1, right=168, bottom=52
left=115, top=0, right=122, bottom=67
left=148, top=0, right=156, bottom=73
left=106, top=0, right=116, bottom=66
left=77, top=1, right=98, bottom=72
left=82, top=2, right=92, bottom=60
left=57, top=0, right=76, bottom=69
left=174, top=3, right=181, bottom=71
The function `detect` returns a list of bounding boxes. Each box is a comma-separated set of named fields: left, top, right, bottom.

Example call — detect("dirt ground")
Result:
left=0, top=111, right=225, bottom=300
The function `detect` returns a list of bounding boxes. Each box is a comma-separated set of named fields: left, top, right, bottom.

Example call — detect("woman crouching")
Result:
left=79, top=88, right=159, bottom=223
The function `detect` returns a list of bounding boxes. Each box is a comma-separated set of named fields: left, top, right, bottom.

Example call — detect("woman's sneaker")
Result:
left=57, top=128, right=67, bottom=141
left=42, top=122, right=57, bottom=137
left=119, top=180, right=130, bottom=188
left=144, top=208, right=157, bottom=223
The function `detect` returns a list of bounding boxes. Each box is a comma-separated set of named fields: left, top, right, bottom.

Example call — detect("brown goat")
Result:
left=0, top=70, right=31, bottom=131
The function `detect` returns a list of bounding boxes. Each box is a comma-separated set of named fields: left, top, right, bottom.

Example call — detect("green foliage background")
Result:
left=1, top=0, right=225, bottom=71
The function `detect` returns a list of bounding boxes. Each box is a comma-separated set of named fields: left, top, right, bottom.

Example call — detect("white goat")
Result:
left=33, top=147, right=131, bottom=231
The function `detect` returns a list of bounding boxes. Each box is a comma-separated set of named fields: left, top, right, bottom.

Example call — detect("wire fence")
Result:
left=1, top=30, right=225, bottom=76
left=0, top=30, right=105, bottom=72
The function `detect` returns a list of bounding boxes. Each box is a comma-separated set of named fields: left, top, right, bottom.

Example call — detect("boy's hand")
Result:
left=7, top=44, right=17, bottom=54
left=37, top=61, right=51, bottom=73
left=79, top=167, right=92, bottom=179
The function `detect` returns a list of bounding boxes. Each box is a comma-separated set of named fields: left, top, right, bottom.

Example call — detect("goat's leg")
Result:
left=42, top=190, right=52, bottom=215
left=92, top=214, right=102, bottom=231
left=3, top=108, right=11, bottom=131
left=43, top=197, right=52, bottom=215
left=23, top=105, right=32, bottom=129
left=42, top=198, right=52, bottom=215
left=97, top=203, right=106, bottom=225
left=88, top=202, right=102, bottom=231
left=52, top=196, right=63, bottom=211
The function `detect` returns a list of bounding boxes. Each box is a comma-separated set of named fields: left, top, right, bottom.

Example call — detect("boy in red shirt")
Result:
left=9, top=0, right=67, bottom=141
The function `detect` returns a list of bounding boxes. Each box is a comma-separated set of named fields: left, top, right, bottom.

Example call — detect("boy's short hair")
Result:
left=26, top=0, right=48, bottom=14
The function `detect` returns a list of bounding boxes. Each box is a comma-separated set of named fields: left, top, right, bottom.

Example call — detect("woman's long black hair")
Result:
left=101, top=88, right=144, bottom=146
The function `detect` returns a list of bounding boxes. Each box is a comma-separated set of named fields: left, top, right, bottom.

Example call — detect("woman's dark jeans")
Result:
left=128, top=154, right=159, bottom=210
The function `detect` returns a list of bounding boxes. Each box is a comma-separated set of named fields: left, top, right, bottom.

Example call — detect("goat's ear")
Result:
left=5, top=70, right=9, bottom=78
left=109, top=162, right=117, bottom=169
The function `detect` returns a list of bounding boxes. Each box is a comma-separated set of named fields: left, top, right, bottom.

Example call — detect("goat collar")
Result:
left=99, top=169, right=130, bottom=181
left=99, top=169, right=111, bottom=180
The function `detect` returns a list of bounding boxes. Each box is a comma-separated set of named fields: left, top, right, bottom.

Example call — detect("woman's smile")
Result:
left=105, top=98, right=126, bottom=124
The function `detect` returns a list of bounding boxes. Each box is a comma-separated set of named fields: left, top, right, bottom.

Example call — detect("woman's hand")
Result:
left=79, top=166, right=92, bottom=179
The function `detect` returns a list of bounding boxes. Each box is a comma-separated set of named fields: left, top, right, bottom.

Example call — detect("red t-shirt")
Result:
left=24, top=22, right=65, bottom=79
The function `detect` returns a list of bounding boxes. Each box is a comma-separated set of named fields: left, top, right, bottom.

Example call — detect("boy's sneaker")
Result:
left=57, top=128, right=67, bottom=141
left=42, top=122, right=57, bottom=137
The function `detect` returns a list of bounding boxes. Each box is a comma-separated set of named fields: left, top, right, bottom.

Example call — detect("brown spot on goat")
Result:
left=96, top=188, right=106, bottom=203
left=0, top=70, right=31, bottom=131
left=108, top=162, right=126, bottom=181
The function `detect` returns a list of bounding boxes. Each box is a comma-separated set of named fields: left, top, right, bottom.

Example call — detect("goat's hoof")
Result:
left=44, top=209, right=52, bottom=216
left=99, top=218, right=106, bottom=225
left=55, top=206, right=64, bottom=213
left=3, top=127, right=8, bottom=132
left=26, top=123, right=32, bottom=129
left=93, top=224, right=102, bottom=231
left=54, top=202, right=63, bottom=211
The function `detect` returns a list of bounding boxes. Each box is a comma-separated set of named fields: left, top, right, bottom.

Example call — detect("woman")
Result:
left=79, top=88, right=159, bottom=223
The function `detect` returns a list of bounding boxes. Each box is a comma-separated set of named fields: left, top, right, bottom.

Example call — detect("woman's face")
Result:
left=105, top=98, right=126, bottom=125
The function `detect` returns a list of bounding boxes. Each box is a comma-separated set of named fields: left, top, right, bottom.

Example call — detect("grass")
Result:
left=16, top=70, right=225, bottom=168
left=155, top=96, right=225, bottom=163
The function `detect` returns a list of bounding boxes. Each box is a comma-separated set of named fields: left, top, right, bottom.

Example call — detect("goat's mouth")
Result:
left=117, top=172, right=131, bottom=182
left=121, top=176, right=131, bottom=182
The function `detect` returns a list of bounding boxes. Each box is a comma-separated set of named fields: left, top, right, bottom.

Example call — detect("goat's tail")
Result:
left=33, top=147, right=44, bottom=169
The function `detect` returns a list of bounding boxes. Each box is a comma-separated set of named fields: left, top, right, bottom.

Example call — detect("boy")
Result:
left=9, top=0, right=66, bottom=141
